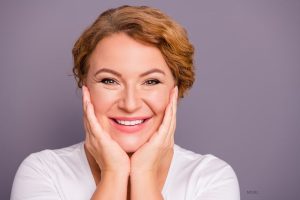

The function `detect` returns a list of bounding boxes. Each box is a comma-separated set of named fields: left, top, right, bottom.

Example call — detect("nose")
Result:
left=118, top=86, right=142, bottom=113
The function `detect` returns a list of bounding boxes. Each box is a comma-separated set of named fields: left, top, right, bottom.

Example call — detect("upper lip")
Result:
left=110, top=116, right=151, bottom=121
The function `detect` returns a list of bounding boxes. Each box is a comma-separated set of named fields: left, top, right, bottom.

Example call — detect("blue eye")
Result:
left=100, top=78, right=118, bottom=85
left=144, top=79, right=161, bottom=85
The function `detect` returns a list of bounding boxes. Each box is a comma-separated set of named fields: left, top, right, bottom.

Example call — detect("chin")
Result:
left=116, top=137, right=146, bottom=153
left=121, top=141, right=143, bottom=153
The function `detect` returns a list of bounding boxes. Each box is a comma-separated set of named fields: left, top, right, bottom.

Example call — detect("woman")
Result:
left=11, top=5, right=239, bottom=200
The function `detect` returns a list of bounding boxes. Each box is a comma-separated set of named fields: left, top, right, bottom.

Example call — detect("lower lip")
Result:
left=109, top=118, right=150, bottom=134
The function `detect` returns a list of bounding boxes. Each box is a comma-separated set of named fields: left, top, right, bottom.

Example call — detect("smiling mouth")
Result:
left=110, top=117, right=151, bottom=126
left=109, top=117, right=151, bottom=133
left=113, top=119, right=145, bottom=126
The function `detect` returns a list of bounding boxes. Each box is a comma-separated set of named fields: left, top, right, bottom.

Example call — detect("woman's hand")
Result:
left=130, top=86, right=178, bottom=199
left=131, top=86, right=177, bottom=174
left=83, top=86, right=130, bottom=199
left=82, top=85, right=130, bottom=175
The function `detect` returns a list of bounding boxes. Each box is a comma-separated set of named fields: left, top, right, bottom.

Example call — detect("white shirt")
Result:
left=11, top=142, right=240, bottom=200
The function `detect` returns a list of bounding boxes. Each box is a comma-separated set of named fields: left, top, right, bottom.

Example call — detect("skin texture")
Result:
left=82, top=33, right=178, bottom=199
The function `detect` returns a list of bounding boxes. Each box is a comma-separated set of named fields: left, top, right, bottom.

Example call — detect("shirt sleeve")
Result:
left=194, top=162, right=240, bottom=200
left=10, top=153, right=62, bottom=200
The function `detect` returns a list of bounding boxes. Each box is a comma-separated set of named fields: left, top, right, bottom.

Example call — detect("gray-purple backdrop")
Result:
left=1, top=1, right=300, bottom=200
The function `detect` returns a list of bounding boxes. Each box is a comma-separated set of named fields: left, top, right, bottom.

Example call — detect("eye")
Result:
left=144, top=79, right=161, bottom=85
left=100, top=78, right=118, bottom=85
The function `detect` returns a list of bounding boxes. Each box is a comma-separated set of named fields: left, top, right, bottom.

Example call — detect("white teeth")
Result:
left=116, top=119, right=144, bottom=126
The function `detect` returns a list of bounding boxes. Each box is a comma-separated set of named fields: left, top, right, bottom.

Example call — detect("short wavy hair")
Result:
left=72, top=5, right=195, bottom=98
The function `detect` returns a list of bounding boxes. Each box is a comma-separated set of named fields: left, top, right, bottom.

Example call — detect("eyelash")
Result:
left=99, top=78, right=161, bottom=86
left=100, top=78, right=119, bottom=85
left=144, top=79, right=161, bottom=85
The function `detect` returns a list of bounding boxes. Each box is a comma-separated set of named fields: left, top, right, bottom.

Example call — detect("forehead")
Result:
left=88, top=33, right=172, bottom=76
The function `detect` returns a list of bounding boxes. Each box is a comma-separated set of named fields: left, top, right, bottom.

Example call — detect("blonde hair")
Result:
left=72, top=5, right=195, bottom=98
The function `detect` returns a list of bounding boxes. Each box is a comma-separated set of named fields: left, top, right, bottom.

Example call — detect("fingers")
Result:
left=169, top=87, right=178, bottom=144
left=82, top=85, right=89, bottom=113
left=156, top=86, right=178, bottom=143
left=82, top=86, right=92, bottom=142
left=82, top=86, right=105, bottom=140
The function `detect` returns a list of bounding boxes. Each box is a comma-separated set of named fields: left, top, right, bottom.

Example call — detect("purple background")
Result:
left=1, top=1, right=300, bottom=199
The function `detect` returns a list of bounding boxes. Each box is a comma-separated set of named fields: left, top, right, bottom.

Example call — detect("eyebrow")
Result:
left=94, top=67, right=166, bottom=77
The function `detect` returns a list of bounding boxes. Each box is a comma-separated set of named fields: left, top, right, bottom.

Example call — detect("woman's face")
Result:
left=86, top=33, right=175, bottom=153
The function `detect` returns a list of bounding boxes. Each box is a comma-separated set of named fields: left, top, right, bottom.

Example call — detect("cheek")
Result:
left=143, top=89, right=170, bottom=116
left=89, top=88, right=116, bottom=117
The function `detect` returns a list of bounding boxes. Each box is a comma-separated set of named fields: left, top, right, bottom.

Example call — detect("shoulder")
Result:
left=13, top=141, right=85, bottom=182
left=168, top=145, right=240, bottom=199
left=21, top=142, right=84, bottom=171
left=173, top=144, right=233, bottom=172
left=11, top=142, right=88, bottom=200
left=11, top=142, right=85, bottom=200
